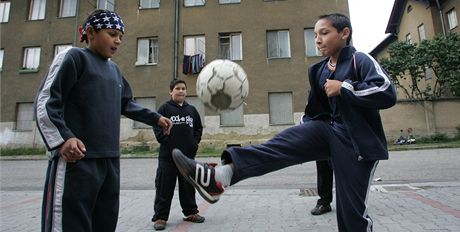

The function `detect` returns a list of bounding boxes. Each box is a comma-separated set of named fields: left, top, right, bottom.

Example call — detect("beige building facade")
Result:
left=1, top=0, right=351, bottom=148
left=370, top=0, right=460, bottom=137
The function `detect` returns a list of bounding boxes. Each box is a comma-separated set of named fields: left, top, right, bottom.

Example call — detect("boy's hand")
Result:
left=158, top=116, right=173, bottom=135
left=60, top=138, right=86, bottom=162
left=324, top=79, right=343, bottom=97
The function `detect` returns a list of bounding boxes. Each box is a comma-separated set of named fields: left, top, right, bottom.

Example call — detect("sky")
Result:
left=348, top=0, right=396, bottom=52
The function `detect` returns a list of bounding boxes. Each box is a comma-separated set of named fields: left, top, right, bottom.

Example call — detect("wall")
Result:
left=2, top=99, right=459, bottom=149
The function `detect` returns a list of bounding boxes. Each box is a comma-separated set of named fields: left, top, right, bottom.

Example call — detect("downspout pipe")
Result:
left=173, top=0, right=180, bottom=79
left=435, top=0, right=447, bottom=36
left=73, top=0, right=81, bottom=46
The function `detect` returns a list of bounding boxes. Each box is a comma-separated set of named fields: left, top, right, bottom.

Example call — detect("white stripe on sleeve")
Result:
left=36, top=48, right=72, bottom=149
left=341, top=53, right=391, bottom=97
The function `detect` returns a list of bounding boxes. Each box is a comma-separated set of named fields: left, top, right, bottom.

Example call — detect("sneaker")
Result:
left=153, top=219, right=167, bottom=231
left=310, top=204, right=332, bottom=215
left=172, top=148, right=224, bottom=204
left=183, top=214, right=205, bottom=223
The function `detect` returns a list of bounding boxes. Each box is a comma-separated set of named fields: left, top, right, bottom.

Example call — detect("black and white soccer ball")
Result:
left=196, top=59, right=249, bottom=112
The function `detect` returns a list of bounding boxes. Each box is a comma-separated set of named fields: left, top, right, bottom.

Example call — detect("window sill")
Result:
left=269, top=122, right=295, bottom=126
left=135, top=62, right=157, bottom=67
left=19, top=68, right=39, bottom=74
left=267, top=57, right=291, bottom=60
left=13, top=129, right=33, bottom=132
left=219, top=124, right=244, bottom=127
left=138, top=7, right=160, bottom=10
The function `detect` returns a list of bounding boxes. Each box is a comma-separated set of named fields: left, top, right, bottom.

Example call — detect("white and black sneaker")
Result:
left=172, top=148, right=224, bottom=204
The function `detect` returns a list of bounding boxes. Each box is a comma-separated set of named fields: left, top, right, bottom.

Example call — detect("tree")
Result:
left=417, top=32, right=460, bottom=97
left=380, top=32, right=460, bottom=100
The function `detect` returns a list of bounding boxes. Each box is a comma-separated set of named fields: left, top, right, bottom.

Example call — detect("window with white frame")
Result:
left=447, top=9, right=458, bottom=30
left=59, top=0, right=77, bottom=17
left=139, top=0, right=160, bottom=9
left=133, top=97, right=156, bottom=128
left=54, top=44, right=72, bottom=57
left=304, top=28, right=321, bottom=57
left=0, top=49, right=4, bottom=70
left=219, top=0, right=240, bottom=4
left=16, top=103, right=34, bottom=131
left=418, top=24, right=426, bottom=41
left=23, top=47, right=41, bottom=70
left=269, top=92, right=293, bottom=125
left=98, top=0, right=115, bottom=11
left=405, top=33, right=412, bottom=44
left=184, top=35, right=205, bottom=58
left=220, top=104, right=243, bottom=126
left=0, top=1, right=11, bottom=23
left=184, top=0, right=205, bottom=7
left=219, top=33, right=242, bottom=60
left=267, top=30, right=291, bottom=58
left=186, top=97, right=205, bottom=126
left=136, top=37, right=159, bottom=65
left=29, top=0, right=46, bottom=20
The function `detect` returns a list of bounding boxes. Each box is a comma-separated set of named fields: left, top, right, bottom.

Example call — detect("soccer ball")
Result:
left=196, top=59, right=249, bottom=112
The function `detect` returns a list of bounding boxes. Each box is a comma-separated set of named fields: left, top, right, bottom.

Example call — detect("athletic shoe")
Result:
left=172, top=148, right=224, bottom=204
left=183, top=214, right=205, bottom=223
left=310, top=204, right=332, bottom=215
left=153, top=219, right=166, bottom=231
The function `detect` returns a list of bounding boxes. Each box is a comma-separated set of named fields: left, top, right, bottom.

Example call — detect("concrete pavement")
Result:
left=1, top=181, right=460, bottom=231
left=1, top=148, right=460, bottom=231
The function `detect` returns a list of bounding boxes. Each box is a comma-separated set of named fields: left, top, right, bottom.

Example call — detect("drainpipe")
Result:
left=73, top=0, right=81, bottom=46
left=435, top=0, right=446, bottom=36
left=173, top=0, right=180, bottom=79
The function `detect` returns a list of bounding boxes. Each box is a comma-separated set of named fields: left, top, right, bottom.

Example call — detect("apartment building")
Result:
left=369, top=0, right=460, bottom=137
left=371, top=0, right=459, bottom=59
left=0, top=0, right=349, bottom=148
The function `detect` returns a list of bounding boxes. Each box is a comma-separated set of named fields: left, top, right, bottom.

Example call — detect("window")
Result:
left=220, top=104, right=243, bottom=126
left=219, top=33, right=242, bottom=60
left=16, top=103, right=34, bottom=131
left=23, top=47, right=41, bottom=70
left=184, top=0, right=205, bottom=7
left=424, top=66, right=432, bottom=80
left=219, top=0, right=240, bottom=4
left=405, top=33, right=412, bottom=44
left=98, top=0, right=115, bottom=11
left=0, top=1, right=11, bottom=23
left=418, top=24, right=426, bottom=41
left=136, top=37, right=159, bottom=65
left=269, top=92, right=293, bottom=125
left=304, top=28, right=320, bottom=57
left=447, top=9, right=458, bottom=30
left=59, top=0, right=77, bottom=17
left=54, top=44, right=72, bottom=57
left=184, top=35, right=205, bottom=58
left=267, top=30, right=291, bottom=58
left=0, top=49, right=4, bottom=71
left=407, top=5, right=412, bottom=13
left=139, top=0, right=160, bottom=9
left=133, top=98, right=156, bottom=128
left=187, top=97, right=205, bottom=126
left=29, top=0, right=46, bottom=20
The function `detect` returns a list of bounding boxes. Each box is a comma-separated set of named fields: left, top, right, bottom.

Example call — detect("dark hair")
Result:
left=318, top=13, right=353, bottom=45
left=80, top=9, right=113, bottom=43
left=169, top=79, right=187, bottom=91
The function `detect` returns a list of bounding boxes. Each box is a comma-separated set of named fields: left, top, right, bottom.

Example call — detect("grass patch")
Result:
left=0, top=147, right=46, bottom=156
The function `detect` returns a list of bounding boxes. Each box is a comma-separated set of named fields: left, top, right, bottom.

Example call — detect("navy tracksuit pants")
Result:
left=152, top=159, right=199, bottom=221
left=316, top=160, right=334, bottom=206
left=223, top=120, right=378, bottom=232
left=42, top=156, right=120, bottom=232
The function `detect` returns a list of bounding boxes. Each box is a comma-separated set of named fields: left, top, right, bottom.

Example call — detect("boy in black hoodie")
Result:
left=152, top=79, right=204, bottom=230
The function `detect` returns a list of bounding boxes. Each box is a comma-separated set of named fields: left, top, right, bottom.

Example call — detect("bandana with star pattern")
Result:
left=80, top=10, right=125, bottom=43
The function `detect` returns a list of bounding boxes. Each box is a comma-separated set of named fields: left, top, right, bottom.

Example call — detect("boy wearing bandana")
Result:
left=35, top=10, right=173, bottom=232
